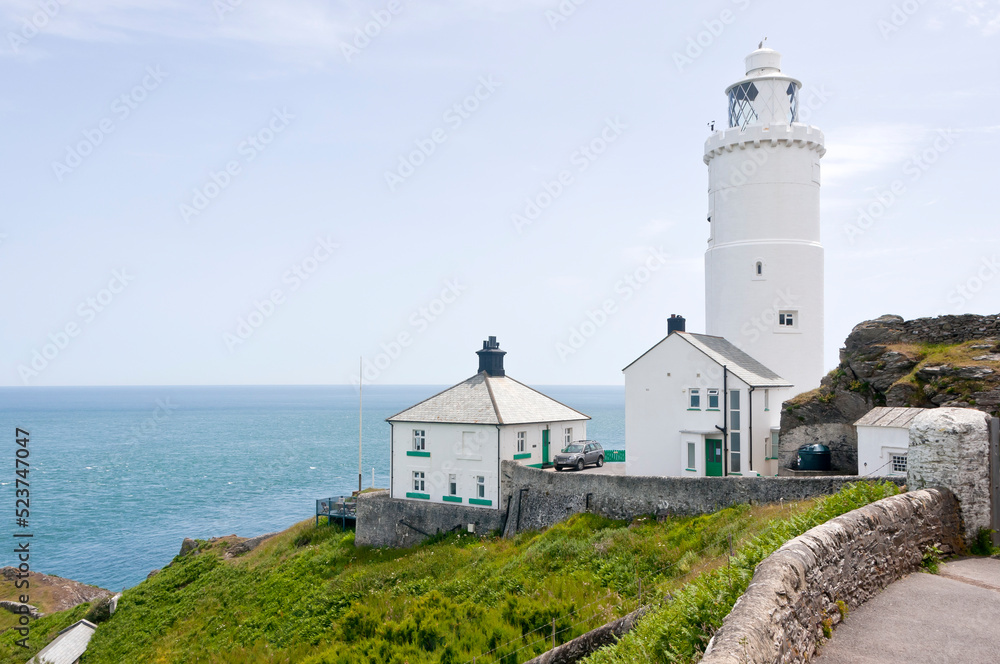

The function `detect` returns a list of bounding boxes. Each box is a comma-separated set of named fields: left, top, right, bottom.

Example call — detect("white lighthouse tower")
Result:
left=704, top=45, right=826, bottom=394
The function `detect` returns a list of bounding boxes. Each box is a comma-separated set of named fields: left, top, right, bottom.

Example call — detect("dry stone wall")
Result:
left=355, top=464, right=903, bottom=549
left=907, top=407, right=992, bottom=541
left=700, top=488, right=962, bottom=664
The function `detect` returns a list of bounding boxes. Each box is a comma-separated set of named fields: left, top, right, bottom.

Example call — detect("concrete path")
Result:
left=817, top=557, right=1000, bottom=664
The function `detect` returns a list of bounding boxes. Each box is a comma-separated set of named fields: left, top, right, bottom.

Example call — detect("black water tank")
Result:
left=797, top=444, right=832, bottom=471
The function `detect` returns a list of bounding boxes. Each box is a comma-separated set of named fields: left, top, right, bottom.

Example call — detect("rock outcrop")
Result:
left=779, top=313, right=1000, bottom=473
left=0, top=567, right=111, bottom=616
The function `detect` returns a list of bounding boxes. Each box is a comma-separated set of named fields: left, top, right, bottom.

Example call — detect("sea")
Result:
left=0, top=385, right=624, bottom=591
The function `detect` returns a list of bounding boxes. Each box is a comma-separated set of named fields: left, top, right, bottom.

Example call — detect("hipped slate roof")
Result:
left=29, top=619, right=97, bottom=664
left=854, top=406, right=923, bottom=428
left=623, top=332, right=792, bottom=388
left=387, top=372, right=590, bottom=425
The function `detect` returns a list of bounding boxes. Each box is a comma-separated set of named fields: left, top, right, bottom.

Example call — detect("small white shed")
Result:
left=29, top=619, right=97, bottom=664
left=854, top=407, right=925, bottom=476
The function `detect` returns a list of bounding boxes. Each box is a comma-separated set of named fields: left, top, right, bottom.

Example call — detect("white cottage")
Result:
left=854, top=407, right=923, bottom=476
left=623, top=325, right=792, bottom=478
left=387, top=337, right=589, bottom=509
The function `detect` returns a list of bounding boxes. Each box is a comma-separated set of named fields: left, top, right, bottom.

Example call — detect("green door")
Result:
left=542, top=429, right=550, bottom=466
left=705, top=439, right=723, bottom=477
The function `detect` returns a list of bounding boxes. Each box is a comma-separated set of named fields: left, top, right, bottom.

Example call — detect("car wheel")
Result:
left=555, top=465, right=562, bottom=471
left=596, top=455, right=604, bottom=467
left=576, top=459, right=584, bottom=471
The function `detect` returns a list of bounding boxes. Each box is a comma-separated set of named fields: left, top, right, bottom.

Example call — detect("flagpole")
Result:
left=358, top=356, right=363, bottom=493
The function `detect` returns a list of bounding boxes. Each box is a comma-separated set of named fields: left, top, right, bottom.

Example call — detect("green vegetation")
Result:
left=0, top=482, right=899, bottom=664
left=0, top=604, right=92, bottom=664
left=921, top=544, right=943, bottom=574
left=971, top=528, right=1000, bottom=557
left=583, top=481, right=900, bottom=664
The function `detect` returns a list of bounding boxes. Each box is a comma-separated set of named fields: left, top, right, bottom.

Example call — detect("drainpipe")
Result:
left=748, top=386, right=754, bottom=473
left=715, top=365, right=729, bottom=476
left=389, top=422, right=394, bottom=497
left=496, top=425, right=502, bottom=506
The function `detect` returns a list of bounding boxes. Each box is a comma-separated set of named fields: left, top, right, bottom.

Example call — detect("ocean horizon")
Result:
left=0, top=384, right=624, bottom=591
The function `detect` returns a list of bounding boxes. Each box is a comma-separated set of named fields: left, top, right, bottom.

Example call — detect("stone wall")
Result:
left=356, top=463, right=903, bottom=549
left=355, top=490, right=505, bottom=548
left=700, top=488, right=962, bottom=664
left=907, top=407, right=992, bottom=541
left=501, top=463, right=901, bottom=537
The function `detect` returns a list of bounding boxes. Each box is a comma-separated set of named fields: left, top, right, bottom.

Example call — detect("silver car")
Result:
left=554, top=441, right=604, bottom=471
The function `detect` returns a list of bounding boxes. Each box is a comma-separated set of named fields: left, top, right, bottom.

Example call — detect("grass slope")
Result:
left=0, top=482, right=898, bottom=664
left=583, top=481, right=901, bottom=664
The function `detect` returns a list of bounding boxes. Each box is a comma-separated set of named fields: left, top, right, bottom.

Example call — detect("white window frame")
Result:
left=517, top=431, right=526, bottom=453
left=686, top=442, right=696, bottom=471
left=412, top=471, right=425, bottom=492
left=448, top=473, right=457, bottom=496
left=891, top=453, right=907, bottom=474
left=564, top=428, right=573, bottom=446
left=689, top=388, right=701, bottom=409
left=412, top=429, right=425, bottom=451
left=764, top=389, right=770, bottom=411
left=730, top=432, right=741, bottom=474
left=476, top=475, right=485, bottom=498
left=778, top=311, right=797, bottom=328
left=707, top=388, right=719, bottom=409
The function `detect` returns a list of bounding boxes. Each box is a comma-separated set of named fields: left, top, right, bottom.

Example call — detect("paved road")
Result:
left=817, top=557, right=1000, bottom=664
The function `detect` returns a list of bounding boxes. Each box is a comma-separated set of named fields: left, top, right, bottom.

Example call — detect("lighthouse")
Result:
left=703, top=45, right=826, bottom=394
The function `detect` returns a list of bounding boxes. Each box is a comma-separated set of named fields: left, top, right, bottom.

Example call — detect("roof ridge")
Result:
left=482, top=372, right=504, bottom=424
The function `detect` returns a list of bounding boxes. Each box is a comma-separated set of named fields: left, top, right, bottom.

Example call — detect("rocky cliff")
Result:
left=778, top=313, right=1000, bottom=473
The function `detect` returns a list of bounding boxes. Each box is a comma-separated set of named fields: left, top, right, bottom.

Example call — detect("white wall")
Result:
left=391, top=422, right=500, bottom=508
left=857, top=425, right=910, bottom=476
left=704, top=123, right=826, bottom=396
left=498, top=419, right=588, bottom=468
left=391, top=418, right=588, bottom=508
left=625, top=334, right=785, bottom=478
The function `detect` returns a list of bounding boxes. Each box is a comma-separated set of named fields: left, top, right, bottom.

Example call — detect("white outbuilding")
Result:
left=624, top=325, right=792, bottom=478
left=29, top=619, right=97, bottom=664
left=387, top=337, right=589, bottom=509
left=854, top=406, right=924, bottom=476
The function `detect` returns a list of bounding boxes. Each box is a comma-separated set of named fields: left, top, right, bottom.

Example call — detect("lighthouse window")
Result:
left=787, top=82, right=799, bottom=123
left=779, top=311, right=796, bottom=327
left=728, top=82, right=759, bottom=129
left=755, top=261, right=763, bottom=276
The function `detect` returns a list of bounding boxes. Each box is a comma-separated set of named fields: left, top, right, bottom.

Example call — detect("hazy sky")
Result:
left=2, top=0, right=998, bottom=387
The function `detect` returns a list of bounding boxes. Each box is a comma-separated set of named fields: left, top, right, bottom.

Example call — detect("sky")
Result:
left=1, top=0, right=998, bottom=387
